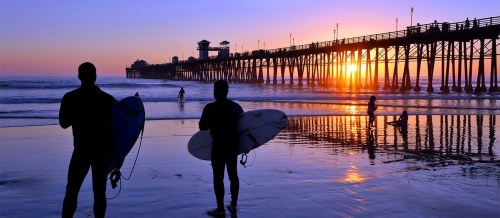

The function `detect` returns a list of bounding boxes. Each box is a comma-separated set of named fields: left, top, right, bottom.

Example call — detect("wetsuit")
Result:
left=60, top=85, right=116, bottom=218
left=199, top=98, right=243, bottom=210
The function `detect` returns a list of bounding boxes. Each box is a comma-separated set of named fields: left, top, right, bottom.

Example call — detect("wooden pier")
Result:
left=126, top=16, right=500, bottom=93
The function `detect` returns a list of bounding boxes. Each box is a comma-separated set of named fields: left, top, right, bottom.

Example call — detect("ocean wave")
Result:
left=0, top=81, right=180, bottom=90
left=0, top=93, right=497, bottom=105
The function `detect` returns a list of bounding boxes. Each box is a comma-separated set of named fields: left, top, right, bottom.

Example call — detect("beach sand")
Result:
left=1, top=116, right=499, bottom=217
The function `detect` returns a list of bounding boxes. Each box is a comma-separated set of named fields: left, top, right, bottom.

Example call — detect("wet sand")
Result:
left=0, top=116, right=499, bottom=217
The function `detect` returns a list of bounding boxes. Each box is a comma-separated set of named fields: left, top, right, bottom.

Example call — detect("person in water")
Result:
left=199, top=80, right=244, bottom=217
left=59, top=62, right=117, bottom=218
left=367, top=95, right=378, bottom=128
left=178, top=86, right=185, bottom=103
left=388, top=110, right=408, bottom=126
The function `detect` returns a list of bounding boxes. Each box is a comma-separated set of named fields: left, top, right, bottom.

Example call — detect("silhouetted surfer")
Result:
left=367, top=96, right=378, bottom=128
left=199, top=80, right=243, bottom=217
left=387, top=110, right=408, bottom=126
left=59, top=62, right=117, bottom=218
left=178, top=86, right=185, bottom=103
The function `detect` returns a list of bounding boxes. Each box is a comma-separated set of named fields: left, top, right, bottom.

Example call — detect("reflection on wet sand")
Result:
left=282, top=115, right=498, bottom=163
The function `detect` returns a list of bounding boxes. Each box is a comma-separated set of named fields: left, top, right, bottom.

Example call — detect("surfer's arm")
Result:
left=199, top=106, right=210, bottom=131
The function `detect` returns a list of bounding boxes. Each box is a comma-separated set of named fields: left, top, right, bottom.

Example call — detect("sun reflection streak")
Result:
left=338, top=165, right=367, bottom=184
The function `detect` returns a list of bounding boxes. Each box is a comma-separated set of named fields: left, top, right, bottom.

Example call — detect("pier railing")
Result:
left=264, top=16, right=500, bottom=54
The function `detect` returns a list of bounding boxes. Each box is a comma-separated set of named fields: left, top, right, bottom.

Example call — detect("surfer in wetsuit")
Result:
left=387, top=110, right=408, bottom=126
left=367, top=95, right=377, bottom=128
left=59, top=62, right=117, bottom=218
left=199, top=80, right=243, bottom=217
left=178, top=86, right=185, bottom=103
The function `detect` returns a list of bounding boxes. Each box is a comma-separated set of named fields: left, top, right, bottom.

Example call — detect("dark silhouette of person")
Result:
left=398, top=124, right=409, bottom=152
left=178, top=86, right=185, bottom=103
left=367, top=96, right=377, bottom=128
left=199, top=80, right=243, bottom=217
left=59, top=62, right=117, bottom=218
left=387, top=110, right=408, bottom=126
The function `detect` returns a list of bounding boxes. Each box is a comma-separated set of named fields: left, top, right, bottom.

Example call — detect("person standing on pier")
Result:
left=199, top=80, right=243, bottom=217
left=59, top=62, right=117, bottom=218
left=367, top=95, right=378, bottom=128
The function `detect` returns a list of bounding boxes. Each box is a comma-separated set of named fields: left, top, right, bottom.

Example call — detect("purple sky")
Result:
left=1, top=0, right=498, bottom=76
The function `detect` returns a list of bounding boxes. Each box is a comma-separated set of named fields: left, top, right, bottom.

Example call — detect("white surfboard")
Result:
left=188, top=109, right=288, bottom=161
left=108, top=95, right=145, bottom=174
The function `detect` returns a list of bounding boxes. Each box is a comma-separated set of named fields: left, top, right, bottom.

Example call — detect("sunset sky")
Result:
left=0, top=0, right=498, bottom=77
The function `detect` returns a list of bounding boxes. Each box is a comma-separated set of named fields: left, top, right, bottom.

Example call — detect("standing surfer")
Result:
left=199, top=80, right=243, bottom=216
left=178, top=86, right=185, bottom=103
left=367, top=95, right=378, bottom=128
left=59, top=62, right=117, bottom=218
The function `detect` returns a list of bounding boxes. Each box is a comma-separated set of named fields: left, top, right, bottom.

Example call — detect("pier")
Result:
left=126, top=16, right=500, bottom=93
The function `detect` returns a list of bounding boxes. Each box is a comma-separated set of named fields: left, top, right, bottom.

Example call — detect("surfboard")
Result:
left=386, top=121, right=408, bottom=127
left=187, top=109, right=288, bottom=161
left=108, top=95, right=145, bottom=174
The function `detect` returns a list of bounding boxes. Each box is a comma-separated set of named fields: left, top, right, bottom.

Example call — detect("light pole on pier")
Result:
left=336, top=23, right=339, bottom=40
left=289, top=33, right=292, bottom=47
left=396, top=18, right=398, bottom=31
left=334, top=30, right=336, bottom=41
left=258, top=40, right=260, bottom=50
left=411, top=7, right=414, bottom=26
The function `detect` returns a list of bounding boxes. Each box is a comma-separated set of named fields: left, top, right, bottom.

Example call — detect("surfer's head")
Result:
left=214, top=80, right=228, bottom=100
left=78, top=62, right=97, bottom=86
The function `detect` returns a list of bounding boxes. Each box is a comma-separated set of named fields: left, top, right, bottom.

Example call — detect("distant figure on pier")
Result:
left=387, top=110, right=408, bottom=126
left=367, top=96, right=378, bottom=128
left=465, top=18, right=470, bottom=29
left=178, top=87, right=185, bottom=103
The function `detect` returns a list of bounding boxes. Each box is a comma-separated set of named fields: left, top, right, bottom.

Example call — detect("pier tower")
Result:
left=197, top=40, right=231, bottom=60
left=197, top=40, right=210, bottom=60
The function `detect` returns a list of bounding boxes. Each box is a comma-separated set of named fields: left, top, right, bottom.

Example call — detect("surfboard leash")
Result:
left=121, top=127, right=144, bottom=181
left=239, top=150, right=256, bottom=168
left=107, top=126, right=145, bottom=200
left=107, top=172, right=122, bottom=200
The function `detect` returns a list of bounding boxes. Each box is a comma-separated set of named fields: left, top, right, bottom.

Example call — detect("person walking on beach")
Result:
left=199, top=80, right=243, bottom=217
left=59, top=62, right=117, bottom=218
left=367, top=95, right=377, bottom=128
left=178, top=86, right=185, bottom=103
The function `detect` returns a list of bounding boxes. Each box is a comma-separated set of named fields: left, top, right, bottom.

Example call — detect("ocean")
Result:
left=1, top=76, right=499, bottom=217
left=0, top=76, right=498, bottom=127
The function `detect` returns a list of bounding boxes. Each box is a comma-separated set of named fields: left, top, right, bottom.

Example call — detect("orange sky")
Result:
left=0, top=0, right=498, bottom=77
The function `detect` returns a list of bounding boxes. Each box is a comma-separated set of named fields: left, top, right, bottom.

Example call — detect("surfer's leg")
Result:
left=211, top=160, right=226, bottom=210
left=226, top=155, right=239, bottom=207
left=369, top=113, right=375, bottom=127
left=62, top=150, right=90, bottom=218
left=91, top=157, right=108, bottom=218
